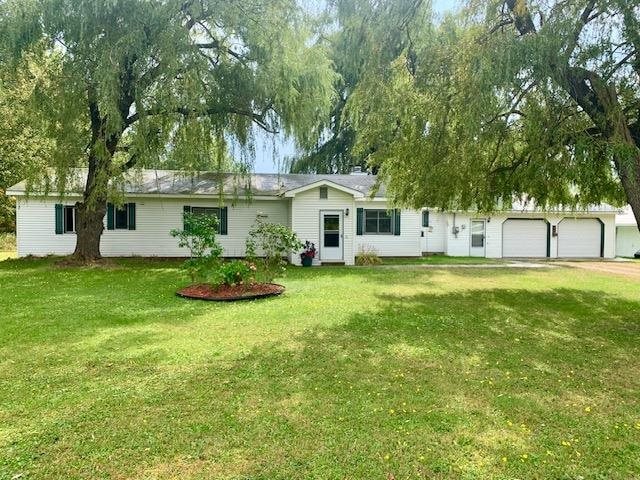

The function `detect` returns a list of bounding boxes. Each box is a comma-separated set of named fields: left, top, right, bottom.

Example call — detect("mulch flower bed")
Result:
left=177, top=283, right=285, bottom=302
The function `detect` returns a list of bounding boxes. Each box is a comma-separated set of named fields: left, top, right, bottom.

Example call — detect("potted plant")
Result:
left=300, top=241, right=316, bottom=267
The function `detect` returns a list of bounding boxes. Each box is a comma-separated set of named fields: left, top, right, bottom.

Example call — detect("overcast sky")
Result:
left=253, top=0, right=460, bottom=173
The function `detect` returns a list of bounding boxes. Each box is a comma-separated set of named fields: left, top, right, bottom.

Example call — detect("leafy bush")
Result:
left=170, top=213, right=223, bottom=282
left=355, top=245, right=382, bottom=266
left=216, top=260, right=256, bottom=287
left=245, top=218, right=303, bottom=282
left=0, top=194, right=15, bottom=233
left=0, top=232, right=16, bottom=251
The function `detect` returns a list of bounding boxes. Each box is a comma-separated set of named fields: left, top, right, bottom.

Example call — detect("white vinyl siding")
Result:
left=356, top=202, right=421, bottom=257
left=557, top=218, right=601, bottom=258
left=616, top=225, right=640, bottom=257
left=502, top=219, right=548, bottom=258
left=14, top=194, right=618, bottom=261
left=290, top=186, right=354, bottom=265
left=15, top=197, right=287, bottom=257
left=422, top=210, right=446, bottom=253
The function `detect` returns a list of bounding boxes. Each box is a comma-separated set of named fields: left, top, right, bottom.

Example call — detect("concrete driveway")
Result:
left=560, top=260, right=640, bottom=280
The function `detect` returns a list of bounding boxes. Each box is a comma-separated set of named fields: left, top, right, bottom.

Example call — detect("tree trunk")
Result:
left=613, top=137, right=640, bottom=234
left=73, top=200, right=106, bottom=261
left=72, top=154, right=109, bottom=262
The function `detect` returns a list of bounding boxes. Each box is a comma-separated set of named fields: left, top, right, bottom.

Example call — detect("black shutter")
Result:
left=219, top=207, right=228, bottom=235
left=55, top=204, right=63, bottom=234
left=183, top=206, right=191, bottom=232
left=356, top=208, right=364, bottom=235
left=127, top=203, right=136, bottom=230
left=394, top=209, right=401, bottom=236
left=106, top=203, right=115, bottom=230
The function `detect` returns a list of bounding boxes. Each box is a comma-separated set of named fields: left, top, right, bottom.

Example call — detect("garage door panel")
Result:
left=503, top=219, right=548, bottom=258
left=558, top=218, right=601, bottom=258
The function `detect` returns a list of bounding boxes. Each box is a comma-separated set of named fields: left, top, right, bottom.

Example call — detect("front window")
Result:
left=115, top=206, right=128, bottom=229
left=191, top=207, right=221, bottom=232
left=364, top=209, right=392, bottom=234
left=64, top=206, right=76, bottom=233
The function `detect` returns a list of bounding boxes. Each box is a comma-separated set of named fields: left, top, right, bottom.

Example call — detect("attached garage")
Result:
left=557, top=218, right=603, bottom=258
left=616, top=225, right=640, bottom=257
left=502, top=219, right=549, bottom=257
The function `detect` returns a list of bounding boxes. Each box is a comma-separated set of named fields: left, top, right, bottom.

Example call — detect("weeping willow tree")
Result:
left=0, top=51, right=57, bottom=232
left=0, top=0, right=335, bottom=260
left=348, top=0, right=640, bottom=228
left=289, top=0, right=427, bottom=174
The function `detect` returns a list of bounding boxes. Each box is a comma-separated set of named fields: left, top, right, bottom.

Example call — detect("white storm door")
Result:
left=320, top=211, right=343, bottom=261
left=470, top=220, right=486, bottom=257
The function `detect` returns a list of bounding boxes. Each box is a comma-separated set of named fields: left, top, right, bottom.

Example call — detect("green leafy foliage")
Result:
left=0, top=0, right=336, bottom=258
left=0, top=51, right=59, bottom=232
left=170, top=213, right=222, bottom=283
left=289, top=0, right=426, bottom=174
left=245, top=218, right=303, bottom=282
left=345, top=0, right=639, bottom=221
left=215, top=260, right=256, bottom=287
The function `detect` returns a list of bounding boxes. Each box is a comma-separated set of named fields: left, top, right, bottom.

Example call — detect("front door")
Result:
left=320, top=211, right=343, bottom=262
left=470, top=219, right=486, bottom=257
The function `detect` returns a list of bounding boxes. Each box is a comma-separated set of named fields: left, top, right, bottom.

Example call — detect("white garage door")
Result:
left=557, top=218, right=602, bottom=258
left=502, top=219, right=548, bottom=257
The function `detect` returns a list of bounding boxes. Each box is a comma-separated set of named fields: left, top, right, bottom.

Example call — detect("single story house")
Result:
left=7, top=169, right=619, bottom=264
left=615, top=206, right=640, bottom=257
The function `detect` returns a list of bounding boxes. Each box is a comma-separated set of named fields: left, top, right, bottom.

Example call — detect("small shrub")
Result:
left=355, top=245, right=382, bottom=266
left=216, top=260, right=256, bottom=287
left=245, top=218, right=303, bottom=282
left=0, top=232, right=16, bottom=251
left=170, top=213, right=223, bottom=282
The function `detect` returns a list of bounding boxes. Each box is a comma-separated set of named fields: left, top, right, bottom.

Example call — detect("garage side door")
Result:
left=558, top=218, right=602, bottom=258
left=502, top=219, right=548, bottom=257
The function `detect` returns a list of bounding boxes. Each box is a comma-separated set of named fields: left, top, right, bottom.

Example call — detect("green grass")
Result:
left=1, top=258, right=639, bottom=479
left=382, top=254, right=506, bottom=265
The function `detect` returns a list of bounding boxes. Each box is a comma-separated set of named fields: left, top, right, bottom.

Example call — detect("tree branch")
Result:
left=504, top=0, right=536, bottom=35
left=565, top=0, right=596, bottom=58
left=125, top=104, right=278, bottom=133
left=605, top=49, right=638, bottom=80
left=486, top=81, right=537, bottom=124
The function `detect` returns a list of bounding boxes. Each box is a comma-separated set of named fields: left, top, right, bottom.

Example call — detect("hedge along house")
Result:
left=8, top=169, right=618, bottom=263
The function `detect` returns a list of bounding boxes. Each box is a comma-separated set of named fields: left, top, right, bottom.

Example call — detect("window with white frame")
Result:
left=364, top=209, right=393, bottom=234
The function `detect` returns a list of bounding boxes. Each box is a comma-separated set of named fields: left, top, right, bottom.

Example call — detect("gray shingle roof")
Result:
left=7, top=169, right=386, bottom=198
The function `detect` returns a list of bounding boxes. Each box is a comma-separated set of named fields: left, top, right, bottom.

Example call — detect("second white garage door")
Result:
left=502, top=219, right=548, bottom=257
left=557, top=218, right=602, bottom=258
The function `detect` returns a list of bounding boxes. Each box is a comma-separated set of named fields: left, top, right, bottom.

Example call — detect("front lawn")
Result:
left=1, top=258, right=639, bottom=479
left=381, top=255, right=506, bottom=265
